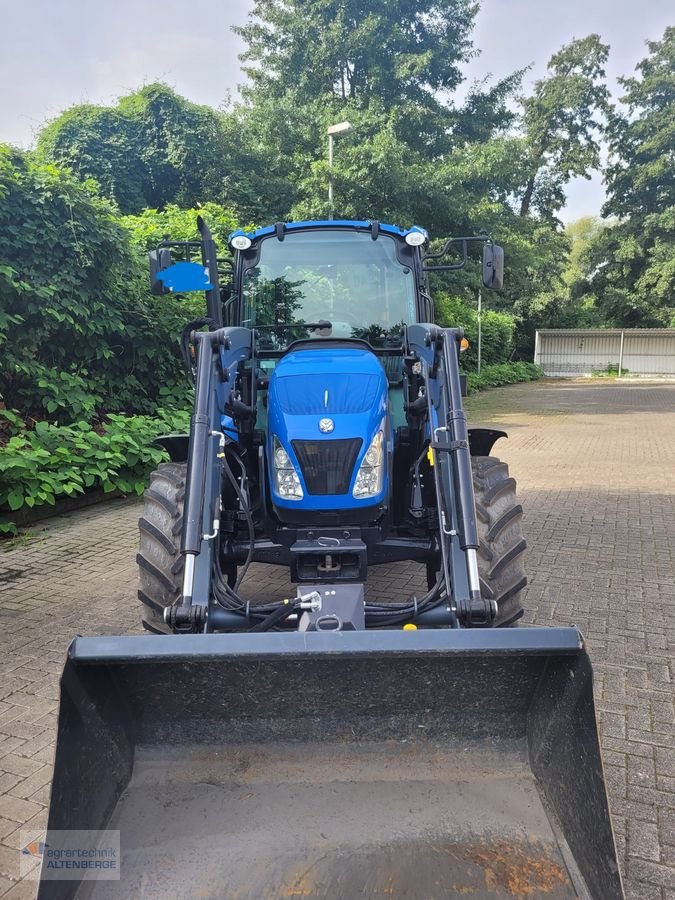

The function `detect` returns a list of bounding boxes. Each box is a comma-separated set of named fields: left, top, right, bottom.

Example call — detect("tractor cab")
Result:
left=231, top=221, right=425, bottom=351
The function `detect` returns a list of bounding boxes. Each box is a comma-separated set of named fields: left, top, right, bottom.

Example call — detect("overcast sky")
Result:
left=1, top=0, right=671, bottom=222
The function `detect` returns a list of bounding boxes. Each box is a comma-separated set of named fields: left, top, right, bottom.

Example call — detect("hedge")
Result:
left=465, top=361, right=543, bottom=393
left=435, top=292, right=517, bottom=368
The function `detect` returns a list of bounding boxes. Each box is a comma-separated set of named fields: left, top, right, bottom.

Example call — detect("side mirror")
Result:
left=482, top=243, right=504, bottom=291
left=149, top=248, right=173, bottom=295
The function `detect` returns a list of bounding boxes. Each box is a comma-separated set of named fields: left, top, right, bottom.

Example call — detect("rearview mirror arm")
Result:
left=422, top=235, right=491, bottom=273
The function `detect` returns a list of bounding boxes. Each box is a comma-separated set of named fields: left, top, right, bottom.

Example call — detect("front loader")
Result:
left=40, top=219, right=623, bottom=899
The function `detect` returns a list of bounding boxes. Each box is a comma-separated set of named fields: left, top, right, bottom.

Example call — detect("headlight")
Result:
left=272, top=437, right=303, bottom=500
left=353, top=430, right=384, bottom=499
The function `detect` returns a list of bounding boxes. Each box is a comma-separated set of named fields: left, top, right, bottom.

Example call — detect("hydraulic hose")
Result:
left=248, top=600, right=300, bottom=632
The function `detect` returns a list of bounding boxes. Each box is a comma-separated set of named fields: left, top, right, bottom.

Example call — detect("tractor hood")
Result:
left=267, top=345, right=389, bottom=513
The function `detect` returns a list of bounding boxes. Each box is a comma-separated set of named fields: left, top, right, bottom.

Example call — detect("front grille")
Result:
left=292, top=439, right=362, bottom=495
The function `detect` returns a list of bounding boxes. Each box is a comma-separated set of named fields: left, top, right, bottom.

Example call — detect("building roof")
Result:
left=536, top=329, right=675, bottom=336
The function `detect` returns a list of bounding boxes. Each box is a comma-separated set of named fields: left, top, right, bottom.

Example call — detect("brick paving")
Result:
left=0, top=378, right=674, bottom=898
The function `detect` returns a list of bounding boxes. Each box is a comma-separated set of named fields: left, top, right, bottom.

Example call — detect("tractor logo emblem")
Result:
left=319, top=418, right=334, bottom=433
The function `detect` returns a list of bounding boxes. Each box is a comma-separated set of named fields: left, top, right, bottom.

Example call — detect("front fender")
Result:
left=154, top=434, right=189, bottom=462
left=467, top=428, right=507, bottom=457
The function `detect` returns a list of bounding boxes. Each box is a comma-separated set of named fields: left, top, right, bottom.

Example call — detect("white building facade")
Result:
left=534, top=329, right=675, bottom=377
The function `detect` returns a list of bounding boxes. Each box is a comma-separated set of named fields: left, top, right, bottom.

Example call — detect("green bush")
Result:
left=465, top=362, right=543, bottom=394
left=0, top=146, right=194, bottom=422
left=434, top=292, right=517, bottom=368
left=0, top=408, right=189, bottom=534
left=36, top=84, right=234, bottom=215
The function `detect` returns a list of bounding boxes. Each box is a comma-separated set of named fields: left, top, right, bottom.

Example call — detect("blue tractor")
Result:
left=140, top=217, right=524, bottom=632
left=39, top=218, right=623, bottom=900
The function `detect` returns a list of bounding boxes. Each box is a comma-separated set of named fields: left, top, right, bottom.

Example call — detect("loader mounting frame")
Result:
left=171, top=322, right=496, bottom=633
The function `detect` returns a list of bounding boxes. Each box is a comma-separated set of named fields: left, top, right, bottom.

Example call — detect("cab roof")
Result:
left=229, top=220, right=428, bottom=243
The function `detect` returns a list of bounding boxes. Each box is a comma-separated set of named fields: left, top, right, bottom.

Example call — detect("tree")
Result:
left=554, top=215, right=606, bottom=325
left=605, top=27, right=675, bottom=221
left=230, top=0, right=531, bottom=226
left=579, top=225, right=656, bottom=326
left=36, top=84, right=231, bottom=214
left=235, top=0, right=478, bottom=115
left=518, top=35, right=610, bottom=219
left=598, top=26, right=675, bottom=324
left=228, top=0, right=508, bottom=224
left=218, top=95, right=320, bottom=223
left=230, top=1, right=582, bottom=362
left=451, top=71, right=525, bottom=144
left=35, top=105, right=148, bottom=213
left=562, top=216, right=604, bottom=290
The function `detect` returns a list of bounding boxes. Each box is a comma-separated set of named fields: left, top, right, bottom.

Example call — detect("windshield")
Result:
left=241, top=229, right=416, bottom=350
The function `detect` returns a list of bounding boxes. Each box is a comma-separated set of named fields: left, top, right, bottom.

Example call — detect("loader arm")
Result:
left=406, top=323, right=495, bottom=625
left=174, top=326, right=253, bottom=626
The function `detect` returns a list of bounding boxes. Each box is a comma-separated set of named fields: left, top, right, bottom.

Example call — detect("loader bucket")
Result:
left=39, top=628, right=622, bottom=900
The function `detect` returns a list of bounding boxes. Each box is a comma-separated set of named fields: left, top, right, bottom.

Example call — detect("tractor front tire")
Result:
left=137, top=462, right=186, bottom=633
left=472, top=455, right=527, bottom=626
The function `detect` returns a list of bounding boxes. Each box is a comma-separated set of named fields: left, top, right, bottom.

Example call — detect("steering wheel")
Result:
left=302, top=309, right=361, bottom=329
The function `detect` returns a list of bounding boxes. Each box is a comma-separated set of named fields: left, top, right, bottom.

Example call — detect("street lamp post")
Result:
left=327, top=121, right=352, bottom=219
left=477, top=289, right=482, bottom=374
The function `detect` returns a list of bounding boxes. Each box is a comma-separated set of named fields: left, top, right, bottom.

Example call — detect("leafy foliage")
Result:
left=228, top=0, right=532, bottom=232
left=518, top=35, right=611, bottom=219
left=121, top=202, right=241, bottom=251
left=36, top=84, right=231, bottom=214
left=604, top=27, right=675, bottom=225
left=435, top=292, right=517, bottom=368
left=0, top=147, right=192, bottom=422
left=596, top=27, right=674, bottom=325
left=0, top=409, right=189, bottom=533
left=235, top=0, right=478, bottom=112
left=561, top=28, right=675, bottom=327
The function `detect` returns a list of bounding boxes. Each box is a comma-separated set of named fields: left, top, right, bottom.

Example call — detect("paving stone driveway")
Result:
left=0, top=378, right=674, bottom=899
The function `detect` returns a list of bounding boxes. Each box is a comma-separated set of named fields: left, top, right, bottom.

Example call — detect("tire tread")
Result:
left=473, top=455, right=527, bottom=626
left=137, top=462, right=186, bottom=633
